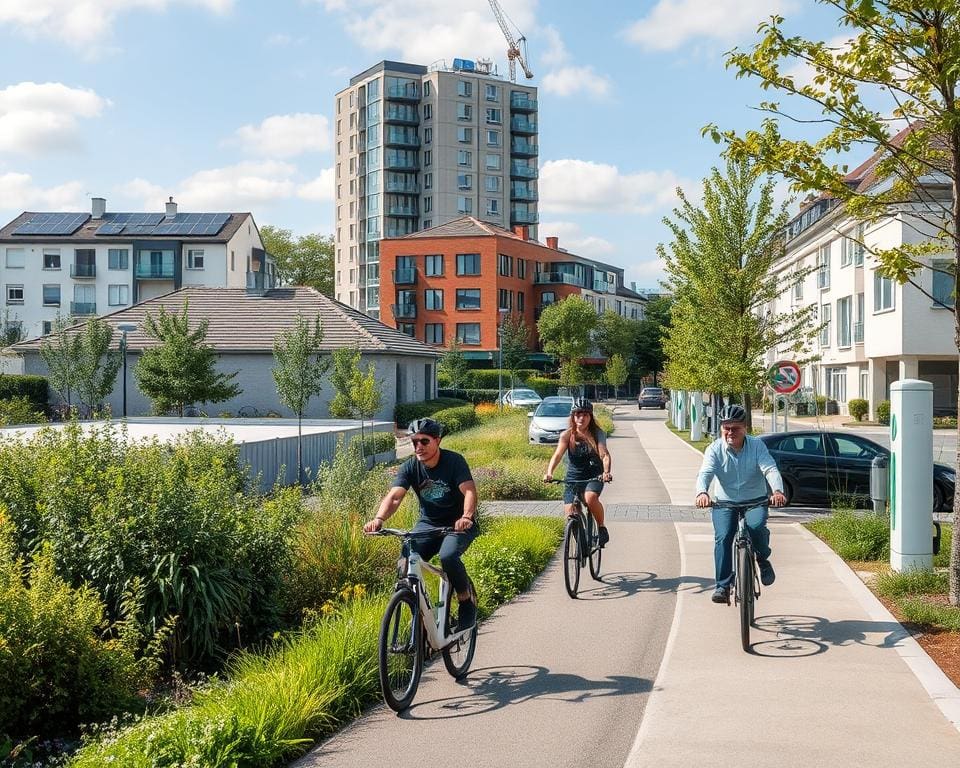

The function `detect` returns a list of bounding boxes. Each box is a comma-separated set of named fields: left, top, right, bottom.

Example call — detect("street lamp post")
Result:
left=116, top=322, right=137, bottom=418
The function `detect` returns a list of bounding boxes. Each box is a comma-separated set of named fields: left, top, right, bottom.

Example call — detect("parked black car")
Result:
left=638, top=387, right=667, bottom=410
left=758, top=431, right=955, bottom=511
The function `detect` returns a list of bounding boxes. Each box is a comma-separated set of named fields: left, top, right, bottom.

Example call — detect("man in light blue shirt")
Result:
left=695, top=404, right=786, bottom=603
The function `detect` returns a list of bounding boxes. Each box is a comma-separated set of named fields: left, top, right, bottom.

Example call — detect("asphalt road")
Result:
left=294, top=520, right=680, bottom=768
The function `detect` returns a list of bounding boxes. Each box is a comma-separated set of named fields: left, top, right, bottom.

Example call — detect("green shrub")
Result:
left=897, top=597, right=960, bottom=631
left=0, top=375, right=48, bottom=413
left=0, top=536, right=153, bottom=743
left=814, top=395, right=828, bottom=414
left=431, top=404, right=479, bottom=434
left=876, top=399, right=891, bottom=424
left=761, top=397, right=773, bottom=413
left=358, top=430, right=395, bottom=456
left=806, top=509, right=889, bottom=560
left=0, top=396, right=46, bottom=426
left=525, top=376, right=560, bottom=397
left=935, top=524, right=952, bottom=568
left=437, top=387, right=501, bottom=404
left=393, top=397, right=468, bottom=427
left=473, top=464, right=559, bottom=501
left=848, top=398, right=869, bottom=421
left=933, top=416, right=958, bottom=428
left=874, top=568, right=947, bottom=599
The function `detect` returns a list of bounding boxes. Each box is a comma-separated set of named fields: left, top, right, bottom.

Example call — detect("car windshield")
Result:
left=537, top=401, right=572, bottom=417
left=642, top=389, right=663, bottom=396
left=512, top=389, right=539, bottom=398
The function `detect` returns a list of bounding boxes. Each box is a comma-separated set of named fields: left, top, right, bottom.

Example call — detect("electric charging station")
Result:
left=674, top=389, right=686, bottom=430
left=689, top=391, right=703, bottom=441
left=889, top=379, right=934, bottom=572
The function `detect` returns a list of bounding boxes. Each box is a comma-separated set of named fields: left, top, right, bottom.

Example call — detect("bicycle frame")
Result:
left=403, top=549, right=471, bottom=651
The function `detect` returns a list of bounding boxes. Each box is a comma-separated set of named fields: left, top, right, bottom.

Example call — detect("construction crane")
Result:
left=488, top=0, right=533, bottom=82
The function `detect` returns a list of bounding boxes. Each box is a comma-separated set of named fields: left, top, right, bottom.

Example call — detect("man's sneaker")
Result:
left=758, top=558, right=776, bottom=586
left=456, top=599, right=477, bottom=632
left=597, top=526, right=610, bottom=547
left=711, top=586, right=729, bottom=604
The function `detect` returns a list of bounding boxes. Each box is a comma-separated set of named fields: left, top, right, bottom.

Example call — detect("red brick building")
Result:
left=379, top=217, right=646, bottom=363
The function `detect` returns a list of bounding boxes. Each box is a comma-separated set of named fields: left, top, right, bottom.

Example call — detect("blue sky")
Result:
left=0, top=0, right=848, bottom=291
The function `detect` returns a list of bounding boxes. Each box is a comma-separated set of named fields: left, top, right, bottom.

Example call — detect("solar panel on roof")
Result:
left=95, top=222, right=125, bottom=236
left=13, top=212, right=90, bottom=236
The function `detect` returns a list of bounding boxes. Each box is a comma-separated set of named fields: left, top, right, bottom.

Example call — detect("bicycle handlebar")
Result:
left=543, top=475, right=610, bottom=484
left=703, top=496, right=772, bottom=511
left=365, top=525, right=455, bottom=539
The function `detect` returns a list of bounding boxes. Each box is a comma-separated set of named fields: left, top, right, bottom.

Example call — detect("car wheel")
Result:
left=933, top=483, right=944, bottom=512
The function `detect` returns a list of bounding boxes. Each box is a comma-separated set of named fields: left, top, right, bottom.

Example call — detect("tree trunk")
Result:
left=742, top=391, right=753, bottom=432
left=297, top=413, right=303, bottom=486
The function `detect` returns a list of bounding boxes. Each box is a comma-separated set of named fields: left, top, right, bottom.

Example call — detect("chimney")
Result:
left=512, top=224, right=529, bottom=240
left=546, top=236, right=558, bottom=250
left=91, top=197, right=106, bottom=219
left=631, top=281, right=637, bottom=292
left=165, top=196, right=178, bottom=219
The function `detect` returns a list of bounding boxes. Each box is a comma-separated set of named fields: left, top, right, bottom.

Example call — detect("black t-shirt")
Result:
left=564, top=428, right=607, bottom=482
left=393, top=449, right=473, bottom=526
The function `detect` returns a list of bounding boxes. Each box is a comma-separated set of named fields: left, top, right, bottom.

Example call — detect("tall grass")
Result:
left=806, top=509, right=890, bottom=561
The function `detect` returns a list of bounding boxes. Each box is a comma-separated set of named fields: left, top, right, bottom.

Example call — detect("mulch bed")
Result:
left=874, top=592, right=960, bottom=688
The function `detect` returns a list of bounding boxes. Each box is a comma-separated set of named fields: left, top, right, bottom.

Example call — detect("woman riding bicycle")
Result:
left=543, top=397, right=613, bottom=546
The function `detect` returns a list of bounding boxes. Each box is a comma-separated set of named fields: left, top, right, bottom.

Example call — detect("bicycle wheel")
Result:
left=443, top=578, right=478, bottom=678
left=736, top=545, right=753, bottom=653
left=586, top=513, right=602, bottom=581
left=378, top=589, right=422, bottom=711
left=563, top=516, right=582, bottom=598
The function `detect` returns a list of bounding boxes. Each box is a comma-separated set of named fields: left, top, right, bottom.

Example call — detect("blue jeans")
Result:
left=711, top=504, right=771, bottom=589
left=403, top=519, right=479, bottom=595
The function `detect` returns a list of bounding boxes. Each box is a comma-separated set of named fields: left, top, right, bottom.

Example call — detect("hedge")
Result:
left=437, top=388, right=501, bottom=404
left=525, top=376, right=560, bottom=397
left=431, top=405, right=479, bottom=434
left=393, top=397, right=468, bottom=426
left=0, top=374, right=48, bottom=411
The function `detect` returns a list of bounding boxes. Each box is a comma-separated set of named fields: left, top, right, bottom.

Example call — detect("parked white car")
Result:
left=528, top=396, right=575, bottom=444
left=500, top=388, right=544, bottom=409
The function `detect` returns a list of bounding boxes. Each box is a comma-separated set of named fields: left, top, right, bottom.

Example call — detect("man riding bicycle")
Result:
left=694, top=404, right=786, bottom=604
left=364, top=417, right=480, bottom=631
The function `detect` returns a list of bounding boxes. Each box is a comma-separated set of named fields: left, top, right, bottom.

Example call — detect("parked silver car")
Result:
left=528, top=396, right=574, bottom=444
left=501, top=388, right=544, bottom=409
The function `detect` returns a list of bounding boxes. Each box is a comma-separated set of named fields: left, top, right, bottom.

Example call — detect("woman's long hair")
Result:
left=567, top=410, right=600, bottom=455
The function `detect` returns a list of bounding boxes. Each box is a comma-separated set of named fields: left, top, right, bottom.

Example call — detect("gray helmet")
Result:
left=718, top=404, right=746, bottom=424
left=406, top=417, right=443, bottom=438
left=572, top=397, right=593, bottom=413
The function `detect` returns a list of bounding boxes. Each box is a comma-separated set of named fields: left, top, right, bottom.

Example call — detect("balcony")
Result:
left=70, top=301, right=96, bottom=316
left=854, top=321, right=864, bottom=344
left=71, top=263, right=96, bottom=278
left=392, top=267, right=418, bottom=285
left=384, top=105, right=419, bottom=125
left=246, top=270, right=278, bottom=294
left=391, top=302, right=417, bottom=319
left=534, top=272, right=582, bottom=287
left=384, top=154, right=419, bottom=171
left=386, top=180, right=419, bottom=194
left=385, top=84, right=420, bottom=101
left=592, top=279, right=611, bottom=293
left=510, top=161, right=538, bottom=179
left=387, top=204, right=418, bottom=217
left=385, top=224, right=417, bottom=238
left=510, top=93, right=538, bottom=112
left=511, top=209, right=539, bottom=225
left=385, top=130, right=420, bottom=148
left=135, top=262, right=175, bottom=279
left=511, top=117, right=537, bottom=134
left=510, top=187, right=538, bottom=202
left=510, top=139, right=538, bottom=157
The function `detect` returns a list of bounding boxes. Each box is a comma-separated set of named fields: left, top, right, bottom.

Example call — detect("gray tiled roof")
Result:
left=0, top=212, right=250, bottom=243
left=14, top=286, right=439, bottom=357
left=395, top=216, right=521, bottom=240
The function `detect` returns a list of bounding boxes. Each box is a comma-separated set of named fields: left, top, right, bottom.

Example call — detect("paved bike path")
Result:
left=293, top=521, right=682, bottom=768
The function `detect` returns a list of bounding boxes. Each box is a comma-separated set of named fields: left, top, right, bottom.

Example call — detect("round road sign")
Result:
left=768, top=360, right=801, bottom=394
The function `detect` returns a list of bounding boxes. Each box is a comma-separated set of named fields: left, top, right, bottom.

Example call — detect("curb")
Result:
left=798, top=524, right=960, bottom=733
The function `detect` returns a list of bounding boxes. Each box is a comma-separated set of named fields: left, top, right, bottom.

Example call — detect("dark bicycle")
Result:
left=711, top=496, right=770, bottom=652
left=547, top=476, right=608, bottom=598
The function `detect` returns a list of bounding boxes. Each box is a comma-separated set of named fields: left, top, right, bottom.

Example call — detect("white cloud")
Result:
left=0, top=82, right=108, bottom=154
left=626, top=259, right=669, bottom=290
left=0, top=172, right=86, bottom=211
left=297, top=168, right=335, bottom=201
left=0, top=0, right=233, bottom=47
left=624, top=0, right=797, bottom=52
left=541, top=66, right=611, bottom=99
left=539, top=25, right=567, bottom=68
left=231, top=113, right=331, bottom=157
left=539, top=159, right=686, bottom=215
left=538, top=220, right=615, bottom=258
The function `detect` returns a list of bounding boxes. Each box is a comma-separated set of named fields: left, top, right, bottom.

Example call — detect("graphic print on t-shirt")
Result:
left=418, top=477, right=450, bottom=503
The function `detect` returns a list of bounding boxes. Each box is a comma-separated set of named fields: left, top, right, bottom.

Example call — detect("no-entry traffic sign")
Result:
left=768, top=360, right=801, bottom=394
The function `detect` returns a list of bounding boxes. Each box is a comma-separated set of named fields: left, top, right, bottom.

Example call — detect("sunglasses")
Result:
left=410, top=437, right=433, bottom=447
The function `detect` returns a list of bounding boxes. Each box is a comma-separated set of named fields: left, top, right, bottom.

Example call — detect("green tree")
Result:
left=350, top=362, right=384, bottom=453
left=260, top=225, right=334, bottom=295
left=605, top=353, right=629, bottom=399
left=438, top=337, right=470, bottom=390
left=328, top=345, right=361, bottom=419
left=704, top=0, right=960, bottom=602
left=595, top=310, right=640, bottom=362
left=660, top=158, right=818, bottom=426
left=634, top=296, right=673, bottom=384
left=0, top=309, right=24, bottom=349
left=40, top=315, right=82, bottom=410
left=499, top=313, right=530, bottom=388
left=536, top=296, right=597, bottom=390
left=272, top=314, right=330, bottom=484
left=135, top=301, right=241, bottom=416
left=74, top=317, right=121, bottom=416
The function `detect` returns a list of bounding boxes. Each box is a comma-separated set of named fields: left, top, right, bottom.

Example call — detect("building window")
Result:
left=485, top=175, right=502, bottom=192
left=855, top=292, right=865, bottom=343
left=6, top=285, right=24, bottom=304
left=457, top=173, right=473, bottom=189
left=43, top=249, right=61, bottom=270
left=485, top=153, right=501, bottom=170
left=457, top=253, right=480, bottom=275
left=487, top=129, right=501, bottom=147
left=458, top=150, right=472, bottom=165
left=456, top=322, right=481, bottom=345
left=485, top=83, right=498, bottom=101
left=457, top=196, right=473, bottom=214
left=423, top=103, right=432, bottom=120
left=791, top=268, right=803, bottom=301
left=932, top=259, right=955, bottom=308
left=425, top=254, right=443, bottom=276
left=518, top=259, right=526, bottom=280
left=837, top=295, right=852, bottom=347
left=424, top=81, right=431, bottom=97
left=398, top=323, right=416, bottom=337
left=828, top=367, right=847, bottom=403
left=423, top=219, right=432, bottom=228
left=817, top=243, right=831, bottom=289
left=424, top=127, right=432, bottom=144
left=853, top=223, right=865, bottom=265
left=457, top=80, right=473, bottom=97
left=873, top=269, right=895, bottom=311
left=517, top=291, right=525, bottom=311
left=42, top=320, right=52, bottom=336
left=498, top=288, right=513, bottom=310
left=5, top=248, right=24, bottom=269
left=424, top=196, right=433, bottom=213
left=457, top=103, right=473, bottom=121
left=498, top=253, right=513, bottom=276
left=819, top=303, right=831, bottom=346
left=187, top=249, right=204, bottom=270
left=108, top=284, right=129, bottom=306
left=42, top=284, right=60, bottom=306
left=485, top=107, right=502, bottom=124
left=425, top=289, right=444, bottom=310
left=487, top=199, right=500, bottom=215
left=424, top=149, right=432, bottom=166
left=425, top=323, right=444, bottom=344
left=456, top=288, right=481, bottom=310
left=424, top=172, right=433, bottom=189
left=457, top=127, right=473, bottom=143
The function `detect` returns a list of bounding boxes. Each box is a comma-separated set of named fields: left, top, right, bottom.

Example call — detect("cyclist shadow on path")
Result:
left=747, top=613, right=908, bottom=657
left=573, top=571, right=714, bottom=601
left=400, top=664, right=651, bottom=720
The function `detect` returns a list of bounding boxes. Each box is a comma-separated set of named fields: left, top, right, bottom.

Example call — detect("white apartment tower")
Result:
left=333, top=59, right=539, bottom=318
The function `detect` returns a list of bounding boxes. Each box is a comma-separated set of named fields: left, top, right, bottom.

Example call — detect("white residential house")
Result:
left=767, top=159, right=957, bottom=419
left=0, top=197, right=278, bottom=341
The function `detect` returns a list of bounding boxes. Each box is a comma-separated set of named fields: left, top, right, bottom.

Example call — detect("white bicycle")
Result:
left=367, top=526, right=479, bottom=711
